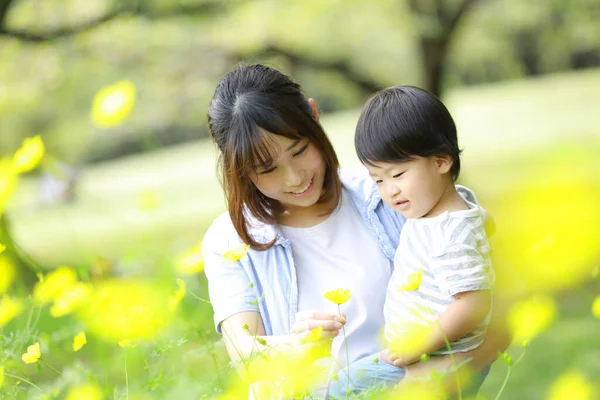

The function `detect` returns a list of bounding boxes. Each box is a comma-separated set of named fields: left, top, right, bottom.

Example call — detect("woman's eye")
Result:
left=258, top=167, right=276, bottom=175
left=393, top=172, right=405, bottom=178
left=293, top=144, right=308, bottom=157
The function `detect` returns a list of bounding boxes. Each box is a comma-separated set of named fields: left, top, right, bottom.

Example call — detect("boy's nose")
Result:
left=387, top=182, right=400, bottom=197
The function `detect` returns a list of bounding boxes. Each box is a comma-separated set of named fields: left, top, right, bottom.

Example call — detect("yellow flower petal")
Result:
left=507, top=294, right=556, bottom=345
left=592, top=296, right=600, bottom=319
left=303, top=326, right=323, bottom=344
left=22, top=342, right=41, bottom=364
left=33, top=266, right=78, bottom=304
left=175, top=242, right=204, bottom=275
left=91, top=80, right=136, bottom=128
left=0, top=295, right=24, bottom=328
left=0, top=158, right=18, bottom=216
left=65, top=382, right=103, bottom=400
left=50, top=282, right=93, bottom=317
left=398, top=270, right=423, bottom=292
left=168, top=279, right=186, bottom=312
left=73, top=331, right=87, bottom=352
left=0, top=256, right=15, bottom=294
left=547, top=370, right=595, bottom=400
left=13, top=135, right=45, bottom=173
left=223, top=243, right=250, bottom=262
left=324, top=288, right=352, bottom=305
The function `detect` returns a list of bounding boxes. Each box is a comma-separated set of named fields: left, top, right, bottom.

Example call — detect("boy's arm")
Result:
left=388, top=290, right=492, bottom=366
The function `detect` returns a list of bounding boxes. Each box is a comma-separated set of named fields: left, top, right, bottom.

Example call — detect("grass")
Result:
left=5, top=68, right=600, bottom=399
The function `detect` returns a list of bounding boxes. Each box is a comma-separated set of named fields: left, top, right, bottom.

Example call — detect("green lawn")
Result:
left=5, top=68, right=600, bottom=399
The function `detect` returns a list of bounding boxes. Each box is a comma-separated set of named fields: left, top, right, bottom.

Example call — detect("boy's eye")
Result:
left=375, top=179, right=383, bottom=185
left=293, top=144, right=308, bottom=157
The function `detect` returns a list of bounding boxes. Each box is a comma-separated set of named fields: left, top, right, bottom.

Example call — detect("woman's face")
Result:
left=248, top=133, right=326, bottom=212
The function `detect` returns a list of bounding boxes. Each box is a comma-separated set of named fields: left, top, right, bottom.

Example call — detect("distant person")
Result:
left=202, top=64, right=508, bottom=398
left=329, top=85, right=495, bottom=398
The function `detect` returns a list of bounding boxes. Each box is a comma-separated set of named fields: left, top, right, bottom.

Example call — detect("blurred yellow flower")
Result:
left=168, top=279, right=186, bottom=312
left=592, top=296, right=600, bottom=319
left=118, top=339, right=136, bottom=348
left=507, top=294, right=556, bottom=345
left=387, top=320, right=434, bottom=361
left=0, top=158, right=18, bottom=216
left=0, top=365, right=4, bottom=389
left=0, top=295, right=24, bottom=328
left=65, top=382, right=103, bottom=400
left=136, top=189, right=159, bottom=211
left=303, top=326, right=323, bottom=344
left=91, top=80, right=136, bottom=128
left=13, top=135, right=45, bottom=173
left=176, top=242, right=204, bottom=275
left=223, top=243, right=250, bottom=262
left=0, top=256, right=15, bottom=294
left=398, top=270, right=423, bottom=292
left=50, top=282, right=93, bottom=317
left=324, top=288, right=352, bottom=305
left=33, top=266, right=78, bottom=304
left=0, top=243, right=5, bottom=254
left=73, top=331, right=87, bottom=352
left=22, top=341, right=41, bottom=364
left=78, top=279, right=170, bottom=342
left=547, top=370, right=595, bottom=400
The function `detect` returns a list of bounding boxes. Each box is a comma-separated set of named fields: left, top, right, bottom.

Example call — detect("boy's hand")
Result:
left=379, top=350, right=421, bottom=367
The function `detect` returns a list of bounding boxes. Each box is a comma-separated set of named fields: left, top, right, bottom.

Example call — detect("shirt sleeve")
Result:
left=430, top=229, right=494, bottom=297
left=201, top=215, right=259, bottom=334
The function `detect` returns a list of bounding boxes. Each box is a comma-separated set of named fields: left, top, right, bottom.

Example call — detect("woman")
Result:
left=202, top=64, right=509, bottom=398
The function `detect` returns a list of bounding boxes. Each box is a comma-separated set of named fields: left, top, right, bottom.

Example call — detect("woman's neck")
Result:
left=278, top=192, right=340, bottom=228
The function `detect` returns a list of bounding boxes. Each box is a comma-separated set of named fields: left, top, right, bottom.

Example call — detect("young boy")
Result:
left=328, top=86, right=494, bottom=398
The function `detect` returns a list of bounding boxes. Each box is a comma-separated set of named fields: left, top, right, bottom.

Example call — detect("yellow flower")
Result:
left=0, top=256, right=15, bottom=294
left=91, top=80, right=136, bottom=128
left=223, top=243, right=250, bottom=262
left=175, top=242, right=205, bottom=275
left=73, top=331, right=87, bottom=352
left=65, top=382, right=103, bottom=400
left=33, top=266, right=78, bottom=304
left=0, top=243, right=5, bottom=255
left=13, top=135, right=45, bottom=173
left=0, top=158, right=18, bottom=216
left=547, top=370, right=595, bottom=400
left=0, top=295, right=24, bottom=328
left=303, top=326, right=323, bottom=344
left=386, top=320, right=434, bottom=360
left=507, top=294, right=556, bottom=345
left=592, top=296, right=600, bottom=319
left=324, top=288, right=352, bottom=305
left=50, top=282, right=93, bottom=317
left=398, top=270, right=423, bottom=292
left=22, top=341, right=41, bottom=364
left=168, top=279, right=186, bottom=312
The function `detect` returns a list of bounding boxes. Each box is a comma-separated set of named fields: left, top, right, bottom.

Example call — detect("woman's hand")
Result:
left=291, top=311, right=346, bottom=339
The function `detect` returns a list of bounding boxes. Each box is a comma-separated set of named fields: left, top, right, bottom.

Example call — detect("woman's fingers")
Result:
left=291, top=319, right=343, bottom=333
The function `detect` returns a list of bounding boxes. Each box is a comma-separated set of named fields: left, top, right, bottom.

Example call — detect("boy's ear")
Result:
left=435, top=156, right=453, bottom=174
left=308, top=98, right=320, bottom=122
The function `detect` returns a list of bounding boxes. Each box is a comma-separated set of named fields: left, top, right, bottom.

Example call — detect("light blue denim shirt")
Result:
left=201, top=167, right=407, bottom=336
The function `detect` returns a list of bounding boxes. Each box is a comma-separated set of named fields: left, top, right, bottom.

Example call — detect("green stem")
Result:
left=40, top=359, right=62, bottom=375
left=338, top=305, right=351, bottom=397
left=494, top=366, right=512, bottom=400
left=437, top=322, right=462, bottom=400
left=186, top=289, right=212, bottom=305
left=125, top=350, right=129, bottom=400
left=4, top=372, right=43, bottom=391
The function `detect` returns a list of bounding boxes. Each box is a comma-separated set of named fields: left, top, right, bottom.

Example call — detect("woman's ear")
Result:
left=308, top=98, right=320, bottom=122
left=435, top=156, right=453, bottom=174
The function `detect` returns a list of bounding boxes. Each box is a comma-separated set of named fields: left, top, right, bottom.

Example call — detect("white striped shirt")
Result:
left=383, top=197, right=494, bottom=355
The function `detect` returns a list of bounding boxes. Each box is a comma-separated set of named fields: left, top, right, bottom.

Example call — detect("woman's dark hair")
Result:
left=208, top=64, right=341, bottom=250
left=355, top=85, right=462, bottom=181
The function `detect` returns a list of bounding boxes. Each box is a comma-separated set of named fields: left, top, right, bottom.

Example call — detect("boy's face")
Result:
left=366, top=156, right=453, bottom=219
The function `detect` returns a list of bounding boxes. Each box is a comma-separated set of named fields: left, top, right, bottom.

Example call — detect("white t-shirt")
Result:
left=281, top=189, right=393, bottom=365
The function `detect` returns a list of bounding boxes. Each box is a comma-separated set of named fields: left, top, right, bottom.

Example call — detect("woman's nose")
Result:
left=283, top=166, right=303, bottom=187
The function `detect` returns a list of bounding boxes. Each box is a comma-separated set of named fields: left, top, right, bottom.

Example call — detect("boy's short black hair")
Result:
left=355, top=85, right=462, bottom=181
